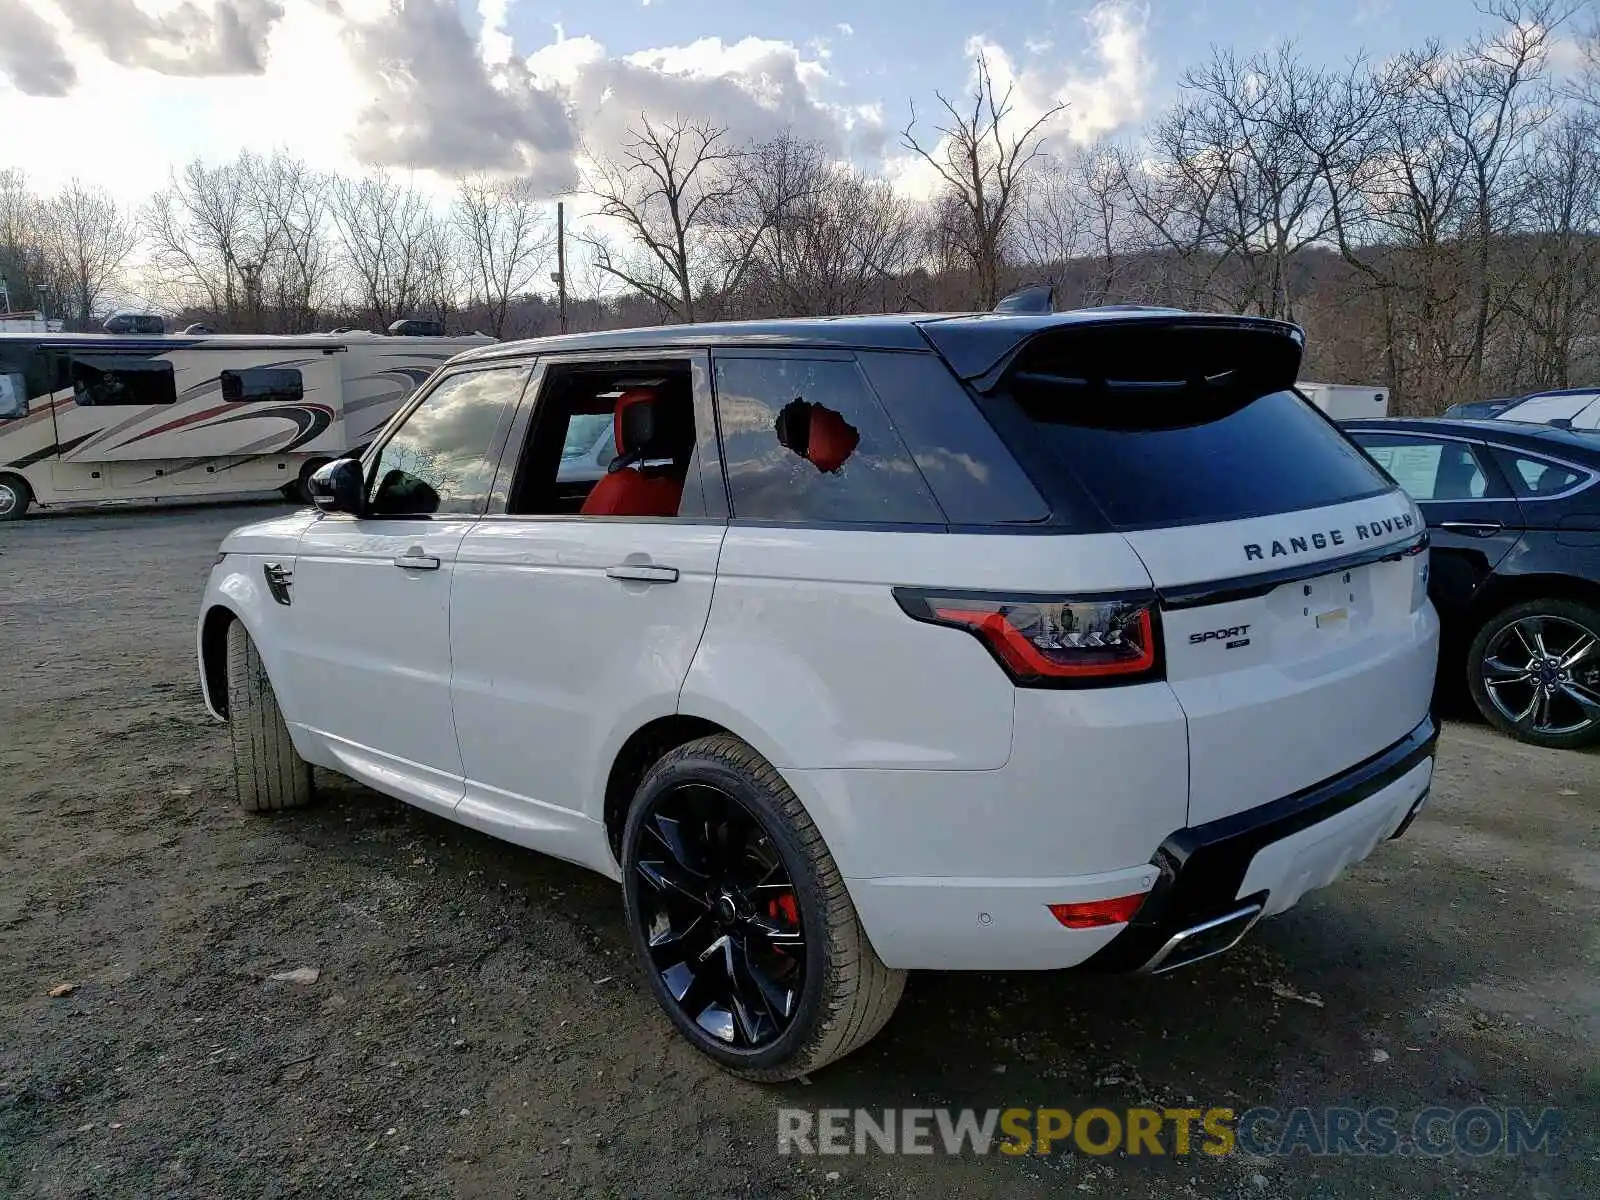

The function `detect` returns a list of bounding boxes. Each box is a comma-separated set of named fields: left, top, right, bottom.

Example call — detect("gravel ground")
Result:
left=1, top=501, right=1596, bottom=1199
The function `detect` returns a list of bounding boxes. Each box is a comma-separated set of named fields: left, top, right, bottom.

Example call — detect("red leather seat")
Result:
left=579, top=390, right=686, bottom=517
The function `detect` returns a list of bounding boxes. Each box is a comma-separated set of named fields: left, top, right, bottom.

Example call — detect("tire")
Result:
left=621, top=735, right=905, bottom=1081
left=0, top=473, right=32, bottom=521
left=1467, top=597, right=1600, bottom=750
left=291, top=458, right=331, bottom=505
left=224, top=621, right=315, bottom=811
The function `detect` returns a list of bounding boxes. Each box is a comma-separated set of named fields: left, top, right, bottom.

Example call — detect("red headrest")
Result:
left=613, top=388, right=658, bottom=456
left=773, top=398, right=860, bottom=474
left=807, top=404, right=860, bottom=473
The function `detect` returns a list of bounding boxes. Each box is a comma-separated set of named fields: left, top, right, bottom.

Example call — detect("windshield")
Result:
left=1497, top=393, right=1600, bottom=427
left=562, top=412, right=612, bottom=460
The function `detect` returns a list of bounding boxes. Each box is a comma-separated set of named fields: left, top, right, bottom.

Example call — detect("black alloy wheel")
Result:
left=1469, top=599, right=1600, bottom=749
left=630, top=781, right=806, bottom=1050
left=620, top=735, right=905, bottom=1080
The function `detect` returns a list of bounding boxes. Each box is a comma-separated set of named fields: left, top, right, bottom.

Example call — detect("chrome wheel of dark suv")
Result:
left=1469, top=599, right=1600, bottom=749
left=630, top=782, right=806, bottom=1049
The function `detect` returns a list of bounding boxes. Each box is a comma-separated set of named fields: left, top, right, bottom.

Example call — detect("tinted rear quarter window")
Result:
left=855, top=350, right=1050, bottom=527
left=1492, top=449, right=1591, bottom=498
left=713, top=354, right=944, bottom=525
left=1005, top=387, right=1391, bottom=529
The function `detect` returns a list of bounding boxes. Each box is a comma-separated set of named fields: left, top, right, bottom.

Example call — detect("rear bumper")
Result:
left=843, top=713, right=1436, bottom=973
left=1083, top=712, right=1437, bottom=973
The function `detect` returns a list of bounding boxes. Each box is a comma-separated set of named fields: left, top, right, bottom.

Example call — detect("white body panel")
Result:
left=449, top=517, right=726, bottom=876
left=1122, top=491, right=1438, bottom=824
left=679, top=527, right=1151, bottom=771
left=1298, top=381, right=1389, bottom=419
left=281, top=516, right=474, bottom=815
left=1, top=332, right=488, bottom=506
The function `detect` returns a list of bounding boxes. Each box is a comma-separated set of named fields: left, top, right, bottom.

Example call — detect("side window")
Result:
left=0, top=348, right=34, bottom=421
left=1352, top=434, right=1499, bottom=502
left=222, top=367, right=303, bottom=403
left=713, top=355, right=943, bottom=525
left=367, top=368, right=526, bottom=517
left=0, top=372, right=25, bottom=420
left=504, top=359, right=702, bottom=519
left=1494, top=450, right=1589, bottom=499
left=69, top=355, right=176, bottom=407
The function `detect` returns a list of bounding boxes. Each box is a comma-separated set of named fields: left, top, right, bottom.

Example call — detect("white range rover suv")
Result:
left=197, top=305, right=1440, bottom=1080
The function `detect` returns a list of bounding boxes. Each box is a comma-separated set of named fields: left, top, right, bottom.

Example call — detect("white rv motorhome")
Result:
left=0, top=327, right=493, bottom=519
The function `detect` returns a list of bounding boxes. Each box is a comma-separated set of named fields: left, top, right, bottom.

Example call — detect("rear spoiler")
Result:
left=930, top=315, right=1305, bottom=396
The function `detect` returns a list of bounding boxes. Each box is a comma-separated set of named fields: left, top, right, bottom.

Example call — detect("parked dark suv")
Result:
left=1345, top=417, right=1600, bottom=748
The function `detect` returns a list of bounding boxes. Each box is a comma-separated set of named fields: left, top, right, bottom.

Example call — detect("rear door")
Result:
left=448, top=352, right=724, bottom=871
left=1345, top=427, right=1523, bottom=624
left=989, top=321, right=1436, bottom=826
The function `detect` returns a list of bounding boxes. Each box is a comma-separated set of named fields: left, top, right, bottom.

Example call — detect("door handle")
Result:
left=394, top=548, right=441, bottom=570
left=1435, top=521, right=1502, bottom=537
left=606, top=563, right=679, bottom=584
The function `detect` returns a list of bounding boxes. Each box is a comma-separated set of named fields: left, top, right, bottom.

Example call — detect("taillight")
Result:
left=893, top=588, right=1163, bottom=686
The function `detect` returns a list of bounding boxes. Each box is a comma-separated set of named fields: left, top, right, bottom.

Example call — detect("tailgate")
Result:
left=1127, top=492, right=1437, bottom=825
left=975, top=317, right=1439, bottom=826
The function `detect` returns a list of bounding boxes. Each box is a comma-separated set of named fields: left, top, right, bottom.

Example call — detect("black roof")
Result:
left=454, top=307, right=1302, bottom=383
left=1342, top=415, right=1600, bottom=463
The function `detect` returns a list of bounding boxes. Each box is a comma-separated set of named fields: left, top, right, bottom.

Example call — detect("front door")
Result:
left=280, top=364, right=530, bottom=813
left=448, top=353, right=725, bottom=873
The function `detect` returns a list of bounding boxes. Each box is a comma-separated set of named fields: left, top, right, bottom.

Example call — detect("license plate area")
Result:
left=1269, top=562, right=1372, bottom=635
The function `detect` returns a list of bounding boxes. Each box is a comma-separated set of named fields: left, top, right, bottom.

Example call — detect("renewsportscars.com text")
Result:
left=777, top=1106, right=1562, bottom=1158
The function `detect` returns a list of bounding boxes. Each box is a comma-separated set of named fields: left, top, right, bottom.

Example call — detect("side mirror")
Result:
left=307, top=457, right=364, bottom=515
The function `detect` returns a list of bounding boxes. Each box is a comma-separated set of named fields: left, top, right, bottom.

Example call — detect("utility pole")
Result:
left=555, top=201, right=568, bottom=334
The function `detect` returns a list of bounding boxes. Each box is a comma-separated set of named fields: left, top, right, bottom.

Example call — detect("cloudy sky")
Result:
left=0, top=0, right=1492, bottom=206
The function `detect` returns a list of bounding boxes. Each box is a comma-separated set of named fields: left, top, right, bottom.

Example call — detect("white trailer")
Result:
left=0, top=310, right=63, bottom=333
left=1297, top=381, right=1389, bottom=420
left=0, top=328, right=492, bottom=519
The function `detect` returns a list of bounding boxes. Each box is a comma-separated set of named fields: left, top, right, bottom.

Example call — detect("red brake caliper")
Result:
left=767, top=892, right=799, bottom=953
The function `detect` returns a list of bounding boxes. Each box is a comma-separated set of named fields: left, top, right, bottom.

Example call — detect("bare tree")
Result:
left=35, top=179, right=138, bottom=324
left=0, top=169, right=46, bottom=312
left=580, top=115, right=755, bottom=323
left=453, top=175, right=553, bottom=337
left=1118, top=46, right=1345, bottom=320
left=247, top=152, right=337, bottom=332
left=1016, top=155, right=1093, bottom=287
left=1505, top=111, right=1600, bottom=386
left=1417, top=0, right=1567, bottom=394
left=901, top=50, right=1066, bottom=308
left=738, top=132, right=920, bottom=316
left=330, top=169, right=438, bottom=329
left=412, top=213, right=467, bottom=328
left=144, top=157, right=270, bottom=326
